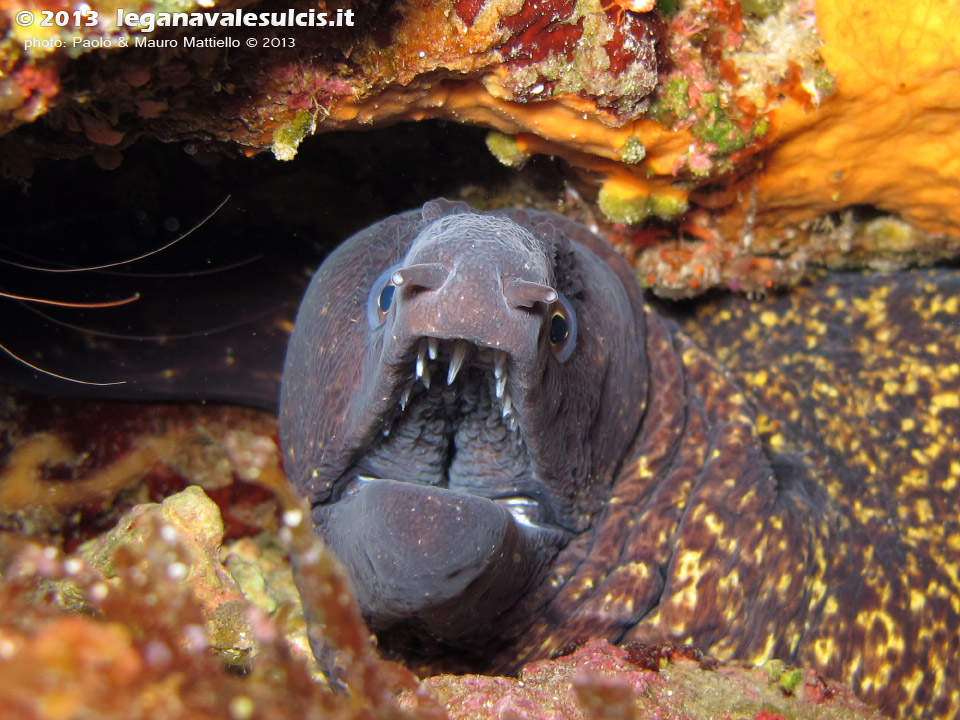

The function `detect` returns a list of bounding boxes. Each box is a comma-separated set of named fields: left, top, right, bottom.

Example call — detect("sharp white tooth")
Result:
left=400, top=383, right=412, bottom=411
left=427, top=337, right=438, bottom=360
left=421, top=362, right=432, bottom=389
left=448, top=340, right=468, bottom=385
left=502, top=497, right=540, bottom=528
left=495, top=373, right=506, bottom=399
left=415, top=338, right=427, bottom=379
left=494, top=350, right=506, bottom=379
left=507, top=415, right=518, bottom=432
left=382, top=426, right=391, bottom=437
left=501, top=393, right=513, bottom=418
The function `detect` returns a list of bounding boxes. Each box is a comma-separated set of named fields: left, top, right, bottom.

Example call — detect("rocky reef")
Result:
left=2, top=0, right=959, bottom=296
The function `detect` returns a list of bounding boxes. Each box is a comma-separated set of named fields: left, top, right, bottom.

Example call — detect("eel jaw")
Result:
left=315, top=335, right=568, bottom=648
left=319, top=479, right=564, bottom=646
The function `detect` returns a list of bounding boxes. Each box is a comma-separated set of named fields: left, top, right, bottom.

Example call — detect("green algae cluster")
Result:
left=272, top=109, right=314, bottom=162
left=650, top=76, right=769, bottom=160
left=486, top=130, right=529, bottom=168
left=619, top=136, right=647, bottom=164
left=598, top=186, right=688, bottom=224
left=692, top=90, right=770, bottom=154
left=649, top=75, right=696, bottom=126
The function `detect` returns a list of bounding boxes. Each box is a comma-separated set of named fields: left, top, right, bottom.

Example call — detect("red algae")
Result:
left=500, top=0, right=581, bottom=63
left=453, top=0, right=487, bottom=25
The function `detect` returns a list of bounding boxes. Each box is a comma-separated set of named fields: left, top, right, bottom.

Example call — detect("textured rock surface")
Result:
left=2, top=0, right=959, bottom=295
left=416, top=640, right=886, bottom=720
left=83, top=486, right=258, bottom=664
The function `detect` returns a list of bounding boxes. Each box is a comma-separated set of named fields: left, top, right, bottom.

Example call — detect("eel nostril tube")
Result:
left=392, top=262, right=447, bottom=290
left=503, top=278, right=558, bottom=308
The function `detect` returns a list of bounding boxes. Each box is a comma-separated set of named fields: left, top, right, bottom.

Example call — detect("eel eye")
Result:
left=378, top=284, right=395, bottom=313
left=366, top=263, right=403, bottom=329
left=548, top=293, right=578, bottom=362
left=549, top=313, right=568, bottom=344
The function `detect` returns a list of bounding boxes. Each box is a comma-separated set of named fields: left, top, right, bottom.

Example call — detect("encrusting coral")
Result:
left=0, top=494, right=446, bottom=720
left=1, top=0, right=959, bottom=295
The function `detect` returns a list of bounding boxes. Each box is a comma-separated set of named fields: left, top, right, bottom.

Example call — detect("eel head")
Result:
left=280, top=200, right=647, bottom=655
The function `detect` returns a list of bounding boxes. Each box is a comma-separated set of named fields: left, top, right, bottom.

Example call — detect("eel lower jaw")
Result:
left=317, top=477, right=567, bottom=646
left=312, top=336, right=571, bottom=646
left=343, top=474, right=565, bottom=534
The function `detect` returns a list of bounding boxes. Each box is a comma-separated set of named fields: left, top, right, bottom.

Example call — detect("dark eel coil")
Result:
left=281, top=200, right=960, bottom=720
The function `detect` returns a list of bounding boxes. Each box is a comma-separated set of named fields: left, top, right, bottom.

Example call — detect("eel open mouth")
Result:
left=316, top=336, right=569, bottom=648
left=282, top=203, right=650, bottom=666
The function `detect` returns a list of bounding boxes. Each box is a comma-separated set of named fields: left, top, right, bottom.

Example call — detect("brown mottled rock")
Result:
left=415, top=639, right=886, bottom=720
left=83, top=485, right=256, bottom=663
left=0, top=494, right=446, bottom=720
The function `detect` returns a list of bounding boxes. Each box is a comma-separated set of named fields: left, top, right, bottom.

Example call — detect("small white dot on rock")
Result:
left=229, top=696, right=255, bottom=720
left=182, top=624, right=209, bottom=652
left=283, top=508, right=303, bottom=528
left=89, top=582, right=109, bottom=601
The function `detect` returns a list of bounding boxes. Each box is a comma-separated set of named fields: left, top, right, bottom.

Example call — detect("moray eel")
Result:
left=4, top=198, right=956, bottom=719
left=280, top=201, right=960, bottom=717
left=281, top=200, right=960, bottom=719
left=281, top=199, right=647, bottom=651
